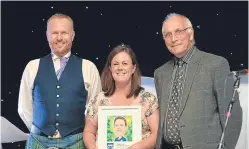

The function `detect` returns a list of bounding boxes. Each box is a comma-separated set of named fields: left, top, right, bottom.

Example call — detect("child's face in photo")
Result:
left=114, top=119, right=127, bottom=137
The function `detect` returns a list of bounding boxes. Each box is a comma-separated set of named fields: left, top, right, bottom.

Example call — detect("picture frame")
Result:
left=98, top=106, right=142, bottom=149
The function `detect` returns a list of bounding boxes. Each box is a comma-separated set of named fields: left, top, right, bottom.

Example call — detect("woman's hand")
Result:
left=127, top=143, right=141, bottom=149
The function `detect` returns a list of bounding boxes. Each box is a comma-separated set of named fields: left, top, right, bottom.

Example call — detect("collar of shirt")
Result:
left=174, top=46, right=196, bottom=65
left=51, top=51, right=71, bottom=61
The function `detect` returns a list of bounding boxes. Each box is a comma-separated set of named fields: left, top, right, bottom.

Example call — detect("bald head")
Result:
left=47, top=13, right=74, bottom=32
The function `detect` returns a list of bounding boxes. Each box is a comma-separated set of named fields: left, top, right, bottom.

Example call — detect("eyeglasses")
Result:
left=163, top=27, right=192, bottom=40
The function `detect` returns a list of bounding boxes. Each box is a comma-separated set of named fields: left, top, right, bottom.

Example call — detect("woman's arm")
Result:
left=83, top=93, right=101, bottom=149
left=83, top=115, right=98, bottom=149
left=128, top=109, right=159, bottom=149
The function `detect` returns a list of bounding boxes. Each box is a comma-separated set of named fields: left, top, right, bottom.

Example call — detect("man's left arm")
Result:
left=214, top=57, right=242, bottom=149
left=82, top=60, right=102, bottom=110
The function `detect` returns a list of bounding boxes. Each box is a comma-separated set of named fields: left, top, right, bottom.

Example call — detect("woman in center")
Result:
left=83, top=44, right=159, bottom=149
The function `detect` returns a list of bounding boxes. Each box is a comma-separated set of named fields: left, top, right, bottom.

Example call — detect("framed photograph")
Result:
left=98, top=106, right=142, bottom=149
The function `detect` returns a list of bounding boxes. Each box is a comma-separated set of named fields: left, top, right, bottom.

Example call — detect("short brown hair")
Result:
left=114, top=116, right=127, bottom=126
left=47, top=13, right=74, bottom=31
left=101, top=44, right=143, bottom=98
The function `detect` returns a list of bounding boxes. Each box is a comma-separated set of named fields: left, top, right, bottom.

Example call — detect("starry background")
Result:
left=1, top=1, right=248, bottom=148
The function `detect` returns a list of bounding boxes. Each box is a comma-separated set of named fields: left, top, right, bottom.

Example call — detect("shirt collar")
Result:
left=174, top=46, right=195, bottom=65
left=52, top=51, right=71, bottom=60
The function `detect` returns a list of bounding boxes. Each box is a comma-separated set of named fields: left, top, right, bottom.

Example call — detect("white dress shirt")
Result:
left=18, top=51, right=102, bottom=131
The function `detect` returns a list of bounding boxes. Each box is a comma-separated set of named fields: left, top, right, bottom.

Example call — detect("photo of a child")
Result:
left=114, top=116, right=127, bottom=142
left=107, top=115, right=133, bottom=142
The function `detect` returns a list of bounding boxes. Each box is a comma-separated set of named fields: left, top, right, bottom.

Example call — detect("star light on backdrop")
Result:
left=1, top=1, right=248, bottom=148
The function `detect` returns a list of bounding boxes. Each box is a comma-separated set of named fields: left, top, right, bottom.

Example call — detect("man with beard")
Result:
left=18, top=13, right=101, bottom=149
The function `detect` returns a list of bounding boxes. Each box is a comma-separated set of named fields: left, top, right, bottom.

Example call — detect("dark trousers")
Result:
left=161, top=139, right=184, bottom=149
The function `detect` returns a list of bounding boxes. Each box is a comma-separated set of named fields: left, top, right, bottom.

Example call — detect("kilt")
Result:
left=25, top=132, right=86, bottom=149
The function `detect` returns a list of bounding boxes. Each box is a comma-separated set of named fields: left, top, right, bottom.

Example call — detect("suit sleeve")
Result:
left=213, top=57, right=242, bottom=149
left=154, top=70, right=161, bottom=104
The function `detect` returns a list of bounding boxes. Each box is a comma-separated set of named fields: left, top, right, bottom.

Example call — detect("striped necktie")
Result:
left=56, top=57, right=69, bottom=80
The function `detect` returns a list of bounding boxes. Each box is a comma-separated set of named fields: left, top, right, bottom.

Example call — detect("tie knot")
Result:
left=59, top=57, right=69, bottom=63
left=177, top=60, right=184, bottom=66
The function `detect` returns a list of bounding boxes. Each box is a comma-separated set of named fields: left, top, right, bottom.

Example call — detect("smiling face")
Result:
left=109, top=51, right=136, bottom=85
left=114, top=118, right=127, bottom=137
left=162, top=15, right=194, bottom=58
left=46, top=17, right=75, bottom=57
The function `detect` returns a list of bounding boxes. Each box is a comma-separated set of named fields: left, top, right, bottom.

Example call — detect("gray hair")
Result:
left=161, top=13, right=192, bottom=33
left=162, top=13, right=195, bottom=45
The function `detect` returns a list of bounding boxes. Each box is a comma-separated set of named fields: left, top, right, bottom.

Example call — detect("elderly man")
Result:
left=154, top=13, right=242, bottom=149
left=18, top=13, right=101, bottom=149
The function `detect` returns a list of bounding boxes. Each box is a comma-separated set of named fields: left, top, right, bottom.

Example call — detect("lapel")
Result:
left=160, top=60, right=174, bottom=127
left=179, top=48, right=204, bottom=117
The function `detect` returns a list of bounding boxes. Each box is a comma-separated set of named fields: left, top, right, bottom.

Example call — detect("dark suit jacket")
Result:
left=154, top=47, right=242, bottom=149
